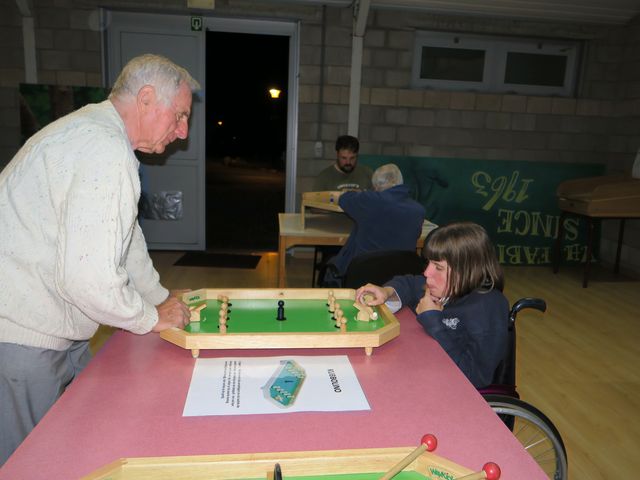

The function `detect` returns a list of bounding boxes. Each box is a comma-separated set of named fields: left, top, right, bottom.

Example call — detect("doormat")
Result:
left=174, top=252, right=261, bottom=269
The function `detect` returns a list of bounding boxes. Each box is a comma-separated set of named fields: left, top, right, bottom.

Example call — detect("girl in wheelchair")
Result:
left=356, top=221, right=509, bottom=388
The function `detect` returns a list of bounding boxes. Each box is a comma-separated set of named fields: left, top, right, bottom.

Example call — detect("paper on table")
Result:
left=183, top=355, right=370, bottom=416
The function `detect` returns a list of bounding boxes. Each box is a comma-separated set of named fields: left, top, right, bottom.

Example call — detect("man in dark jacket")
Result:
left=324, top=163, right=425, bottom=284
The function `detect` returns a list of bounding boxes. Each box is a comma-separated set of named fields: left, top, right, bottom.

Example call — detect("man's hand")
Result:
left=152, top=296, right=190, bottom=332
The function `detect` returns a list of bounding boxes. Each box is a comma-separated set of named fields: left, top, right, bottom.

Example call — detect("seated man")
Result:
left=311, top=135, right=372, bottom=284
left=323, top=163, right=426, bottom=286
left=313, top=135, right=372, bottom=192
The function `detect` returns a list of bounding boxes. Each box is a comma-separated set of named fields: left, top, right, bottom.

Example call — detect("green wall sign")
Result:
left=360, top=155, right=605, bottom=266
left=191, top=16, right=203, bottom=31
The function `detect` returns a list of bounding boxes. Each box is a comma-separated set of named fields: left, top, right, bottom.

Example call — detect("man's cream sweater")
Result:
left=0, top=101, right=168, bottom=350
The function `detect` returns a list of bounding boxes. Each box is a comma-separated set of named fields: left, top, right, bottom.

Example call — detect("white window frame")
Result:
left=411, top=31, right=579, bottom=97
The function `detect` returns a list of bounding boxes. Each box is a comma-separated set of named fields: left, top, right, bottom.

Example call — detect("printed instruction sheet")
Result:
left=183, top=355, right=370, bottom=416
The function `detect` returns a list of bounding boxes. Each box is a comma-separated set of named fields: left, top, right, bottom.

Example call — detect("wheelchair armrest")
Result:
left=509, top=297, right=546, bottom=323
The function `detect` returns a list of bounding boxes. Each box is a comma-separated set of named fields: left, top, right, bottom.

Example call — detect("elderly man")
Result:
left=0, top=54, right=198, bottom=465
left=322, top=163, right=426, bottom=286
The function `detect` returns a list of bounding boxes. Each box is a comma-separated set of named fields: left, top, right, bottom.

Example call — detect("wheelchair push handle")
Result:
left=509, top=297, right=546, bottom=323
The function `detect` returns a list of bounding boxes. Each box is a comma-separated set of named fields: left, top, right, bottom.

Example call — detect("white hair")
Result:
left=372, top=163, right=403, bottom=191
left=109, top=54, right=200, bottom=106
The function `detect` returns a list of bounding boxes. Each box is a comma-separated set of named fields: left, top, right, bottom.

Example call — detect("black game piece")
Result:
left=273, top=462, right=283, bottom=480
left=276, top=300, right=286, bottom=321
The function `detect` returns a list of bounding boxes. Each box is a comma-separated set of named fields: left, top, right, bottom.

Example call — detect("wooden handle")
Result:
left=378, top=444, right=427, bottom=480
left=455, top=472, right=486, bottom=480
left=379, top=435, right=437, bottom=480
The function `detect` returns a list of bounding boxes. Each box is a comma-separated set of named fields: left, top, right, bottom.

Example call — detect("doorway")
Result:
left=205, top=31, right=289, bottom=251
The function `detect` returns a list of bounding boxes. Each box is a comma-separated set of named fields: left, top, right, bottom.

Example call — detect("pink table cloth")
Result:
left=1, top=308, right=546, bottom=479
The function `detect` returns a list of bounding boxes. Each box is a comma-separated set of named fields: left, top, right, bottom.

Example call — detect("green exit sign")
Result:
left=191, top=16, right=203, bottom=31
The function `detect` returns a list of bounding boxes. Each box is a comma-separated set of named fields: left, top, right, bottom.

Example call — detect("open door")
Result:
left=106, top=10, right=206, bottom=250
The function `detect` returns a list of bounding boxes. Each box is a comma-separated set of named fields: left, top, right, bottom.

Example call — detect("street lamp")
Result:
left=269, top=88, right=281, bottom=99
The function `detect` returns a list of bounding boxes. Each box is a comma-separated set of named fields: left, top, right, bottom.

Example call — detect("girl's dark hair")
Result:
left=421, top=222, right=504, bottom=299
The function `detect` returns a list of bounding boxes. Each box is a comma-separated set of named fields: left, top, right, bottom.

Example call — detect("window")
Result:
left=411, top=31, right=579, bottom=96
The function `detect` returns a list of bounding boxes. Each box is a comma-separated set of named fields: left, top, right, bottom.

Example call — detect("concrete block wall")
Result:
left=0, top=0, right=638, bottom=275
left=0, top=0, right=109, bottom=168
left=299, top=9, right=638, bottom=172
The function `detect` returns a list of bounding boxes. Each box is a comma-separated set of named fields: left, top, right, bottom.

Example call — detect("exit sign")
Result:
left=191, top=16, right=203, bottom=31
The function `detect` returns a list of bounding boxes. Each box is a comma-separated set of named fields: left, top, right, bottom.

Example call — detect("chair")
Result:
left=319, top=249, right=425, bottom=289
left=311, top=245, right=341, bottom=287
left=480, top=298, right=568, bottom=480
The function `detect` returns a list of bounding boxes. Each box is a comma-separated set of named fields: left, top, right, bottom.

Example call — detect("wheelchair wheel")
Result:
left=484, top=394, right=568, bottom=480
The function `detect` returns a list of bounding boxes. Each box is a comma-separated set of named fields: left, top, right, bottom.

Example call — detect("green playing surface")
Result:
left=244, top=473, right=425, bottom=480
left=185, top=299, right=385, bottom=334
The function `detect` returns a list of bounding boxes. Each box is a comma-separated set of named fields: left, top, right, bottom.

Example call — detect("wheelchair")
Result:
left=479, top=298, right=568, bottom=480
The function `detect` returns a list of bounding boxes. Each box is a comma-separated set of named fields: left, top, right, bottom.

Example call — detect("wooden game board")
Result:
left=160, top=288, right=400, bottom=358
left=82, top=444, right=481, bottom=479
left=300, top=191, right=344, bottom=228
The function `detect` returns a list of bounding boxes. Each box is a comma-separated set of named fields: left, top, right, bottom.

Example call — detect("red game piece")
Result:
left=421, top=433, right=437, bottom=452
left=483, top=462, right=501, bottom=480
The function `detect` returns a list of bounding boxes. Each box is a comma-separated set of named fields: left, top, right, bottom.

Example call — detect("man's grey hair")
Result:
left=372, top=163, right=403, bottom=191
left=109, top=54, right=200, bottom=106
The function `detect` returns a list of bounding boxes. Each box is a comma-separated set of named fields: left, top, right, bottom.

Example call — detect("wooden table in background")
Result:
left=278, top=213, right=437, bottom=287
left=0, top=308, right=547, bottom=480
left=553, top=175, right=640, bottom=287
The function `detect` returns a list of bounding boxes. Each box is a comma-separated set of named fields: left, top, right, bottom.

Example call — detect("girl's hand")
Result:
left=355, top=284, right=391, bottom=306
left=416, top=290, right=443, bottom=315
